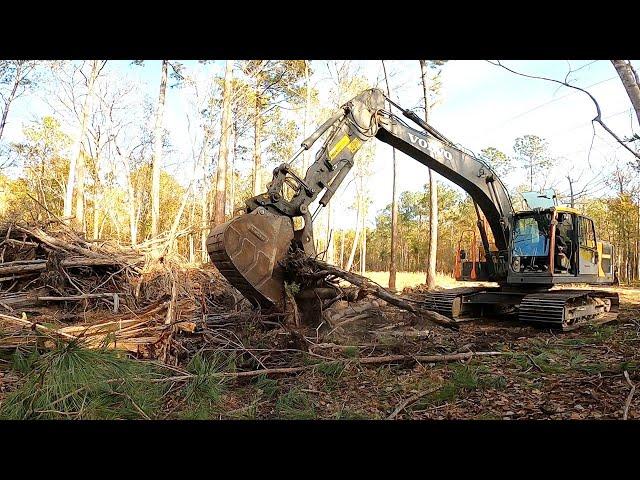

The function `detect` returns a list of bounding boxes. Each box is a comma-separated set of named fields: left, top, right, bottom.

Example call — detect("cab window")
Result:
left=579, top=217, right=596, bottom=248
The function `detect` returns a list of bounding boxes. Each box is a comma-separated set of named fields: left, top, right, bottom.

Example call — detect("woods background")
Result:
left=1, top=60, right=639, bottom=286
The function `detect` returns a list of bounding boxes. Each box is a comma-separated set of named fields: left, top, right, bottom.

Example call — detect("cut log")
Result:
left=0, top=263, right=47, bottom=276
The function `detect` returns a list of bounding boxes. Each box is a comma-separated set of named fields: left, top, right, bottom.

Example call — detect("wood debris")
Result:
left=0, top=221, right=240, bottom=358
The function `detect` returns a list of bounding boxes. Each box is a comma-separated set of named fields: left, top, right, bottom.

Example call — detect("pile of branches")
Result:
left=0, top=220, right=239, bottom=359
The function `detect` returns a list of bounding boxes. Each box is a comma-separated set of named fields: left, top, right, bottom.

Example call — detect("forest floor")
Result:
left=201, top=285, right=640, bottom=420
left=5, top=281, right=638, bottom=420
left=2, top=230, right=639, bottom=420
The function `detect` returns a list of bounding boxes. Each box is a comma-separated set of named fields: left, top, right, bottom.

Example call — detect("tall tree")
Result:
left=213, top=60, right=234, bottom=225
left=324, top=62, right=374, bottom=270
left=150, top=60, right=168, bottom=239
left=612, top=60, right=640, bottom=127
left=513, top=134, right=553, bottom=191
left=62, top=60, right=106, bottom=230
left=302, top=60, right=312, bottom=175
left=11, top=116, right=71, bottom=220
left=419, top=60, right=445, bottom=289
left=0, top=61, right=40, bottom=143
left=381, top=60, right=399, bottom=290
left=479, top=146, right=512, bottom=178
left=241, top=60, right=306, bottom=195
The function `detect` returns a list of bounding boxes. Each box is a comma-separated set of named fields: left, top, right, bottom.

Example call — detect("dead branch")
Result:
left=387, top=385, right=442, bottom=420
left=487, top=60, right=640, bottom=162
left=623, top=370, right=636, bottom=420
left=0, top=312, right=78, bottom=341
left=357, top=351, right=504, bottom=365
left=152, top=351, right=504, bottom=383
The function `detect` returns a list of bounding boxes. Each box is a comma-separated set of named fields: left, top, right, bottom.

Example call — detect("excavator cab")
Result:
left=508, top=206, right=616, bottom=283
left=510, top=211, right=553, bottom=273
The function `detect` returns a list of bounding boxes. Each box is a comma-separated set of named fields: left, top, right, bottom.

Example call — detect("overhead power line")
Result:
left=480, top=74, right=618, bottom=135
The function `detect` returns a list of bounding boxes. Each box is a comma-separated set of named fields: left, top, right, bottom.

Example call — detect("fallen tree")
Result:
left=282, top=251, right=458, bottom=329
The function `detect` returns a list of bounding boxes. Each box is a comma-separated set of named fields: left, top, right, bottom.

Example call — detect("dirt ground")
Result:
left=208, top=285, right=640, bottom=420
left=2, top=279, right=639, bottom=420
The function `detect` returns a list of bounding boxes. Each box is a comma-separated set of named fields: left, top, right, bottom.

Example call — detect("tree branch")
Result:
left=487, top=60, right=640, bottom=161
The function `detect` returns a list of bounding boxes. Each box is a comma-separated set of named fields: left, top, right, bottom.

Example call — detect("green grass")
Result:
left=413, top=363, right=507, bottom=410
left=333, top=407, right=368, bottom=420
left=584, top=324, right=616, bottom=343
left=253, top=374, right=279, bottom=399
left=275, top=388, right=316, bottom=420
left=316, top=361, right=345, bottom=392
left=343, top=346, right=359, bottom=358
left=1, top=342, right=167, bottom=420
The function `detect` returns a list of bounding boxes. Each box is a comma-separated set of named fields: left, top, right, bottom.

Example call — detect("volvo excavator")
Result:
left=207, top=88, right=619, bottom=331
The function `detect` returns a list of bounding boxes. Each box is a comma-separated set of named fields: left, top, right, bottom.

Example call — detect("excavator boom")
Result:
left=208, top=88, right=512, bottom=307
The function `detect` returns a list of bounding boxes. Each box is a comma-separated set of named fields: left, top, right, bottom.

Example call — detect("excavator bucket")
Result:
left=206, top=208, right=295, bottom=308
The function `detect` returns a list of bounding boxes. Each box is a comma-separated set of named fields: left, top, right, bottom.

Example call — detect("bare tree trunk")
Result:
left=302, top=61, right=311, bottom=175
left=420, top=60, right=438, bottom=290
left=232, top=122, right=238, bottom=212
left=92, top=190, right=100, bottom=239
left=115, top=144, right=137, bottom=246
left=381, top=60, right=398, bottom=290
left=345, top=185, right=362, bottom=271
left=346, top=227, right=360, bottom=272
left=612, top=60, right=640, bottom=126
left=227, top=122, right=237, bottom=216
left=200, top=184, right=209, bottom=263
left=189, top=200, right=196, bottom=263
left=151, top=60, right=168, bottom=239
left=326, top=202, right=335, bottom=264
left=214, top=60, right=234, bottom=225
left=0, top=65, right=21, bottom=142
left=253, top=80, right=263, bottom=196
left=128, top=178, right=137, bottom=246
left=64, top=60, right=102, bottom=227
left=344, top=197, right=360, bottom=271
left=360, top=220, right=367, bottom=275
left=75, top=151, right=86, bottom=231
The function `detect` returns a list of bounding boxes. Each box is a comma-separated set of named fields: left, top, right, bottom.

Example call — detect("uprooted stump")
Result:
left=280, top=250, right=458, bottom=330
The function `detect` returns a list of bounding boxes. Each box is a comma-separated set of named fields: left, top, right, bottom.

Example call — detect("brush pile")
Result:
left=0, top=221, right=240, bottom=359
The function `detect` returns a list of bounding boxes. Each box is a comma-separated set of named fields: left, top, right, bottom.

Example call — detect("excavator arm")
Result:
left=207, top=88, right=514, bottom=307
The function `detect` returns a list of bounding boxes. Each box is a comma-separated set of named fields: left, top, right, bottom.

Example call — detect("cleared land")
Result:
left=2, top=243, right=638, bottom=420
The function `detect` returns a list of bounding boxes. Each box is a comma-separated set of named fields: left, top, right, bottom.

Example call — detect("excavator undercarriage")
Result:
left=207, top=88, right=620, bottom=331
left=411, top=287, right=619, bottom=331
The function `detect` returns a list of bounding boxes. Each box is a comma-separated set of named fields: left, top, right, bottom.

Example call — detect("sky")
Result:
left=3, top=59, right=639, bottom=231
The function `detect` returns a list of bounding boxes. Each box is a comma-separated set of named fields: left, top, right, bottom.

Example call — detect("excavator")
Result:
left=207, top=88, right=619, bottom=331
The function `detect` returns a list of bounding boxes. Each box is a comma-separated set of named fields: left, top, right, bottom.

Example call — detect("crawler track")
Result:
left=413, top=287, right=619, bottom=330
left=518, top=290, right=619, bottom=330
left=415, top=287, right=487, bottom=320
